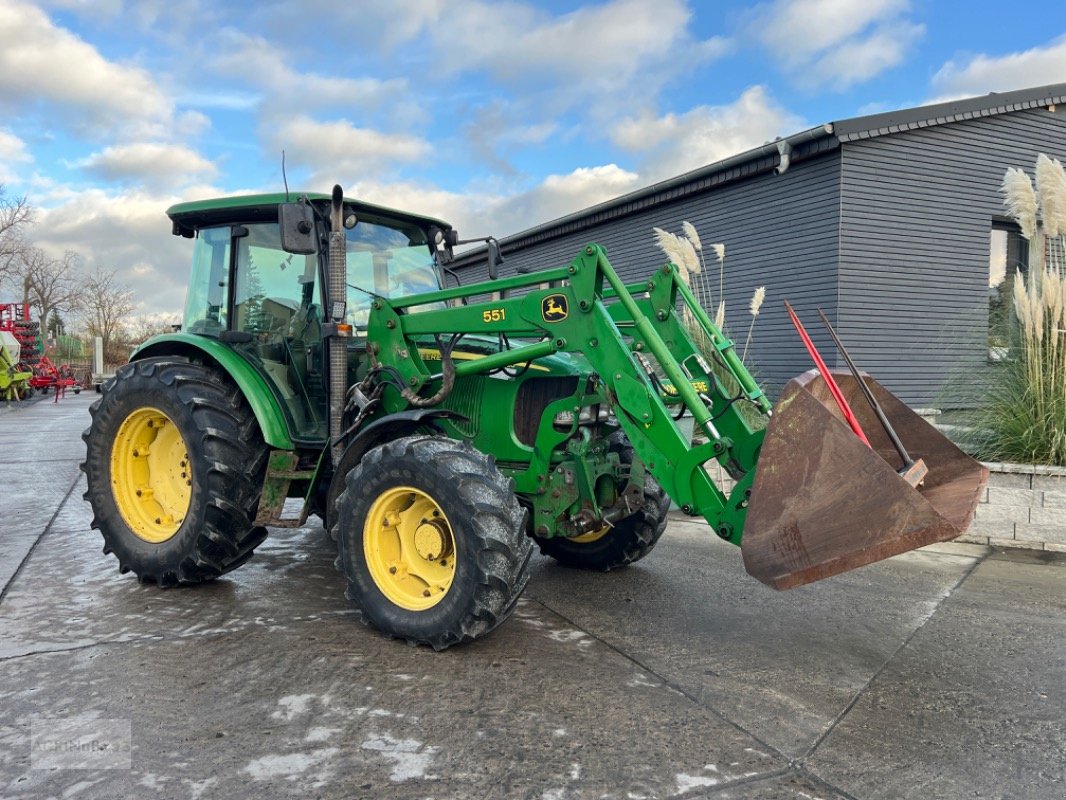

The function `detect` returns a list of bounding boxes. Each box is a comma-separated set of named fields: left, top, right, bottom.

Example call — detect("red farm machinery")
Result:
left=0, top=303, right=81, bottom=398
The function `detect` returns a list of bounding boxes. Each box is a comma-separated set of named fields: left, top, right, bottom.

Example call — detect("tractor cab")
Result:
left=166, top=193, right=452, bottom=443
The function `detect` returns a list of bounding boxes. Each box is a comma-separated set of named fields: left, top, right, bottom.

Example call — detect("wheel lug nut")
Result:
left=389, top=566, right=397, bottom=574
left=423, top=590, right=431, bottom=597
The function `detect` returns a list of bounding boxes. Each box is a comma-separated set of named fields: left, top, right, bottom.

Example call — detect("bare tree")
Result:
left=17, top=246, right=82, bottom=336
left=0, top=186, right=33, bottom=286
left=81, top=268, right=134, bottom=361
left=126, top=313, right=180, bottom=346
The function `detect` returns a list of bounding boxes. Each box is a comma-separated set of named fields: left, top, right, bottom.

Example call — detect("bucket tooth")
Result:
left=741, top=369, right=988, bottom=590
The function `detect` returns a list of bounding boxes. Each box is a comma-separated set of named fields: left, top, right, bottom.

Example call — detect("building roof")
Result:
left=464, top=83, right=1066, bottom=258
left=833, top=82, right=1066, bottom=142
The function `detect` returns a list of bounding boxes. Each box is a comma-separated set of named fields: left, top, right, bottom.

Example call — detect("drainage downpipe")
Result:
left=774, top=139, right=793, bottom=175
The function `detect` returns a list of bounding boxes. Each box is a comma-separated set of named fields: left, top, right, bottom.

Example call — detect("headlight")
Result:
left=553, top=405, right=600, bottom=428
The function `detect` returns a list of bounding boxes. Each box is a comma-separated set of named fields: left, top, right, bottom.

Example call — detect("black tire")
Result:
left=535, top=432, right=670, bottom=570
left=333, top=435, right=532, bottom=650
left=82, top=357, right=270, bottom=586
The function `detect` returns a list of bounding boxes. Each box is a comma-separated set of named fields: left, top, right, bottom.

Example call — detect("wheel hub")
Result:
left=110, top=407, right=192, bottom=543
left=364, top=486, right=457, bottom=611
left=414, top=519, right=451, bottom=561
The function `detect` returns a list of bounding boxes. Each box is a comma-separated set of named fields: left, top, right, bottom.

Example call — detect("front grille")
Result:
left=443, top=376, right=485, bottom=438
left=513, top=377, right=579, bottom=446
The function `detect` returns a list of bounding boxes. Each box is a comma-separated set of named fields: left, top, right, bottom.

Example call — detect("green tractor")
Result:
left=82, top=187, right=988, bottom=649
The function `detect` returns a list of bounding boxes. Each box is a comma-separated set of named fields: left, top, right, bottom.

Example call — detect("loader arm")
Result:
left=366, top=243, right=770, bottom=545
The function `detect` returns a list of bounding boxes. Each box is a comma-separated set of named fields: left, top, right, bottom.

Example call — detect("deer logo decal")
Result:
left=541, top=294, right=569, bottom=323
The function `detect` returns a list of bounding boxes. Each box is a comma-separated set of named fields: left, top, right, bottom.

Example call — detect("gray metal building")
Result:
left=451, top=84, right=1066, bottom=406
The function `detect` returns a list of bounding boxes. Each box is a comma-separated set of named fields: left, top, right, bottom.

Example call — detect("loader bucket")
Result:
left=741, top=369, right=988, bottom=590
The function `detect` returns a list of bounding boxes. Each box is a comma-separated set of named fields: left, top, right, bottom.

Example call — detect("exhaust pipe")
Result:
left=328, top=185, right=347, bottom=467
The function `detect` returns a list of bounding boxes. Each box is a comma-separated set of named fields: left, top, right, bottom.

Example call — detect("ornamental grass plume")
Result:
left=682, top=221, right=714, bottom=313
left=679, top=236, right=701, bottom=276
left=653, top=226, right=686, bottom=270
left=1001, top=167, right=1038, bottom=240
left=712, top=243, right=726, bottom=305
left=682, top=220, right=702, bottom=251
left=1036, top=154, right=1066, bottom=239
left=742, top=286, right=766, bottom=360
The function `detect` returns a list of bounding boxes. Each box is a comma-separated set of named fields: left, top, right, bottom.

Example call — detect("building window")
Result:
left=988, top=220, right=1028, bottom=360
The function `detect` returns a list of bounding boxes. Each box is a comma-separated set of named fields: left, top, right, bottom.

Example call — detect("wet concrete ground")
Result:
left=1, top=393, right=1065, bottom=799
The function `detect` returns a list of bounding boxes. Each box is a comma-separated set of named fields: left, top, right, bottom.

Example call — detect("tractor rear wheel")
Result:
left=333, top=435, right=532, bottom=650
left=535, top=433, right=670, bottom=571
left=82, top=357, right=269, bottom=586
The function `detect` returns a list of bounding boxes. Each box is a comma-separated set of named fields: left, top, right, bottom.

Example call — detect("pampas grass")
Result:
left=742, top=286, right=766, bottom=360
left=1002, top=167, right=1038, bottom=241
left=972, top=155, right=1066, bottom=465
left=1036, top=154, right=1066, bottom=239
left=682, top=221, right=701, bottom=251
left=653, top=227, right=686, bottom=270
left=972, top=269, right=1066, bottom=465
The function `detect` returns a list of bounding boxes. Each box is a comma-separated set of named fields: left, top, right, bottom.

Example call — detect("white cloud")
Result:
left=488, top=164, right=641, bottom=235
left=212, top=31, right=415, bottom=118
left=0, top=0, right=173, bottom=136
left=267, top=116, right=431, bottom=187
left=342, top=165, right=641, bottom=242
left=30, top=187, right=210, bottom=317
left=752, top=0, right=922, bottom=89
left=0, top=128, right=32, bottom=183
left=75, top=143, right=218, bottom=188
left=441, top=0, right=727, bottom=86
left=932, top=35, right=1066, bottom=100
left=805, top=21, right=924, bottom=90
left=612, top=86, right=805, bottom=180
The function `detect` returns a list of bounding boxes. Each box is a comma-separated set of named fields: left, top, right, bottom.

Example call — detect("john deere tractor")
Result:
left=82, top=187, right=988, bottom=649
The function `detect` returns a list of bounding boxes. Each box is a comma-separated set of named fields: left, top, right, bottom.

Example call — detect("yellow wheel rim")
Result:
left=568, top=525, right=611, bottom=544
left=363, top=486, right=457, bottom=611
left=110, top=407, right=192, bottom=543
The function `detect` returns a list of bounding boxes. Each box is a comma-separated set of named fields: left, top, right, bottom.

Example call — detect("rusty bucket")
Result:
left=741, top=369, right=989, bottom=590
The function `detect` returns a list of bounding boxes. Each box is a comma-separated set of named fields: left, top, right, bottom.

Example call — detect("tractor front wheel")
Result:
left=82, top=358, right=269, bottom=586
left=333, top=435, right=532, bottom=650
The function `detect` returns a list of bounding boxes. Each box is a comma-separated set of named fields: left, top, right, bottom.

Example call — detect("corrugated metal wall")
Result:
left=454, top=152, right=843, bottom=398
left=837, top=107, right=1066, bottom=406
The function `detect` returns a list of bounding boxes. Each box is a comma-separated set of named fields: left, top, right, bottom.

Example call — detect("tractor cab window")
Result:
left=183, top=226, right=231, bottom=336
left=344, top=217, right=444, bottom=328
left=232, top=222, right=325, bottom=441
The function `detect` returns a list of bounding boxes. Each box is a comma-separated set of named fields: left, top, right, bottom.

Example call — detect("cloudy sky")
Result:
left=1, top=0, right=1064, bottom=319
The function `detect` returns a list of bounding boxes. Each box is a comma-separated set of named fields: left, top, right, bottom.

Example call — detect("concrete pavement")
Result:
left=1, top=393, right=1064, bottom=799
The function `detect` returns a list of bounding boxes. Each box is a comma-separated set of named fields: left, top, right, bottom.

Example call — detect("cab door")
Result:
left=230, top=223, right=326, bottom=442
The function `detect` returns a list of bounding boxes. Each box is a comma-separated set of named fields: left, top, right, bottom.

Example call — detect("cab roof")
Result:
left=166, top=192, right=453, bottom=237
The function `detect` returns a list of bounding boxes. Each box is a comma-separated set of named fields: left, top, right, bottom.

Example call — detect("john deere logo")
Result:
left=542, top=294, right=568, bottom=322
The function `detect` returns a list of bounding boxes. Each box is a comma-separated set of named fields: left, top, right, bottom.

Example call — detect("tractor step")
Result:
left=253, top=450, right=316, bottom=528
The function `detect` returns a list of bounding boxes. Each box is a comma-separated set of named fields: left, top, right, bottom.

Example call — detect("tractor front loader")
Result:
left=82, top=187, right=987, bottom=649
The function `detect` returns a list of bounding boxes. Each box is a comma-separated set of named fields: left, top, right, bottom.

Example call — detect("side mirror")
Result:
left=279, top=202, right=318, bottom=254
left=486, top=238, right=504, bottom=280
